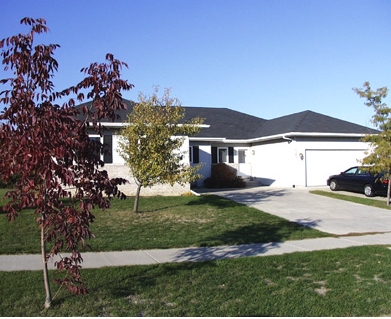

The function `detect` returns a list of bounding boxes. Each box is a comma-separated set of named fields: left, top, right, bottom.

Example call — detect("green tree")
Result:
left=354, top=82, right=391, bottom=205
left=118, top=88, right=204, bottom=212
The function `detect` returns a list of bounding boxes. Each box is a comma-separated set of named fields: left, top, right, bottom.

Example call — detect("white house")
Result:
left=80, top=100, right=378, bottom=195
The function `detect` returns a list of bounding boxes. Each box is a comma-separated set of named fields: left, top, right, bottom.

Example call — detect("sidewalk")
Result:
left=1, top=232, right=391, bottom=271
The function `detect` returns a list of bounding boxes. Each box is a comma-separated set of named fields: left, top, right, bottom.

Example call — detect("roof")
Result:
left=75, top=99, right=378, bottom=140
left=182, top=106, right=266, bottom=139
left=257, top=110, right=378, bottom=137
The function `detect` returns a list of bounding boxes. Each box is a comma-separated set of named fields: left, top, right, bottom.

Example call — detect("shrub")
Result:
left=204, top=163, right=246, bottom=188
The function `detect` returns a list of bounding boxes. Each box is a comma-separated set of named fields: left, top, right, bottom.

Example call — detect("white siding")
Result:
left=112, top=134, right=125, bottom=164
left=251, top=138, right=370, bottom=187
left=251, top=141, right=295, bottom=187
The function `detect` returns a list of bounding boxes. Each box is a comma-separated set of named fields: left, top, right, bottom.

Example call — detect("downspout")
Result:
left=282, top=135, right=293, bottom=144
left=282, top=135, right=295, bottom=187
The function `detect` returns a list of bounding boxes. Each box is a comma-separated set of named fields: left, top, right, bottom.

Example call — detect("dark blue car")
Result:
left=327, top=166, right=388, bottom=197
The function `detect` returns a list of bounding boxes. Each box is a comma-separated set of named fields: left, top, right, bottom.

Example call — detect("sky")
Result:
left=1, top=0, right=390, bottom=128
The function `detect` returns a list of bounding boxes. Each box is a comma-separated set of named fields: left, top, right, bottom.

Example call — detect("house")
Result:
left=79, top=100, right=378, bottom=195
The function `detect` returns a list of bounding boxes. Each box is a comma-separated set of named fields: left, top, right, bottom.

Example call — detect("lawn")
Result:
left=2, top=245, right=391, bottom=316
left=0, top=189, right=329, bottom=254
left=2, top=189, right=391, bottom=316
left=310, top=189, right=391, bottom=209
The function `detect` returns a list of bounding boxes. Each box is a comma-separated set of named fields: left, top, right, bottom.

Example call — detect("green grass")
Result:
left=310, top=190, right=391, bottom=209
left=2, top=245, right=391, bottom=316
left=0, top=189, right=329, bottom=254
left=3, top=188, right=391, bottom=316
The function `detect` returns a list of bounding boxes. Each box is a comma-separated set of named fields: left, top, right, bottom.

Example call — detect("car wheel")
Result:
left=364, top=184, right=374, bottom=197
left=329, top=179, right=339, bottom=191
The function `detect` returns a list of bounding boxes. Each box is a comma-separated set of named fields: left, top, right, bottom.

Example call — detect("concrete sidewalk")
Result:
left=1, top=232, right=391, bottom=271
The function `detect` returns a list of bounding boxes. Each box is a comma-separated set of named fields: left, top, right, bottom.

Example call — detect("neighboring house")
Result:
left=78, top=100, right=378, bottom=195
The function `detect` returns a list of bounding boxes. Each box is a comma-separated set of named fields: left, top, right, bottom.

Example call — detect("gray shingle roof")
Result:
left=76, top=100, right=378, bottom=139
left=183, top=106, right=266, bottom=139
left=257, top=110, right=378, bottom=137
left=184, top=108, right=378, bottom=139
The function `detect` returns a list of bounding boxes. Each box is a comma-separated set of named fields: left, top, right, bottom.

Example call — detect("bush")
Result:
left=204, top=163, right=246, bottom=188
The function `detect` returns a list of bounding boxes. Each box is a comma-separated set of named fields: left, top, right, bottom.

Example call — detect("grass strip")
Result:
left=310, top=190, right=391, bottom=209
left=1, top=245, right=391, bottom=316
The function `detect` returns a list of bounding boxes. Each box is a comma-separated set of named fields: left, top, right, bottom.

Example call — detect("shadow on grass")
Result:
left=185, top=194, right=246, bottom=208
left=173, top=218, right=324, bottom=262
left=195, top=187, right=286, bottom=205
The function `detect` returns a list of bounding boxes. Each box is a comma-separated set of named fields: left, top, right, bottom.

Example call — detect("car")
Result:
left=326, top=166, right=388, bottom=197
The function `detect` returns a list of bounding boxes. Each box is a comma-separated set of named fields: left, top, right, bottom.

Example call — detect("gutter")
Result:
left=94, top=122, right=373, bottom=143
left=190, top=132, right=370, bottom=144
left=86, top=122, right=210, bottom=128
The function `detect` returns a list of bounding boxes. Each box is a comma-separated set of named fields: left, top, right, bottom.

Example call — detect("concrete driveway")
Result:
left=198, top=186, right=391, bottom=235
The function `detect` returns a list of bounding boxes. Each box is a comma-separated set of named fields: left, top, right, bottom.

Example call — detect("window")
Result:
left=103, top=135, right=113, bottom=164
left=357, top=168, right=370, bottom=176
left=345, top=167, right=358, bottom=175
left=212, top=146, right=234, bottom=164
left=219, top=148, right=227, bottom=163
left=189, top=146, right=199, bottom=164
left=89, top=136, right=101, bottom=162
left=89, top=134, right=113, bottom=164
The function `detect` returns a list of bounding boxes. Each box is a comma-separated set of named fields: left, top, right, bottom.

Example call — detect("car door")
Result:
left=351, top=168, right=371, bottom=192
left=339, top=167, right=358, bottom=190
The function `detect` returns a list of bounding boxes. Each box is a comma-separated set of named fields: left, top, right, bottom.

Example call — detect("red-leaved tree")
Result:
left=0, top=18, right=133, bottom=308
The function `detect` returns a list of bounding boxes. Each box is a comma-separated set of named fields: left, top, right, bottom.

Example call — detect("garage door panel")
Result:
left=305, top=150, right=366, bottom=187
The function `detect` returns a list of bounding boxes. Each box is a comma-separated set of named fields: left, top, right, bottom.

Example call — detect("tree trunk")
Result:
left=41, top=222, right=52, bottom=308
left=42, top=183, right=52, bottom=309
left=134, top=183, right=142, bottom=213
left=387, top=180, right=391, bottom=206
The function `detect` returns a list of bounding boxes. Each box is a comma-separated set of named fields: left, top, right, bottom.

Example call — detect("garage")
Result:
left=305, top=149, right=367, bottom=187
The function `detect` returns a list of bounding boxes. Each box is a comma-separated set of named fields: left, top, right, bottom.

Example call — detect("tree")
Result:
left=118, top=88, right=204, bottom=212
left=353, top=82, right=391, bottom=205
left=0, top=18, right=133, bottom=308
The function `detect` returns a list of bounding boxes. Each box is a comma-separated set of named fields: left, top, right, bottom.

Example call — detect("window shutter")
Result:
left=228, top=147, right=234, bottom=163
left=193, top=146, right=199, bottom=163
left=90, top=137, right=100, bottom=162
left=212, top=147, right=217, bottom=164
left=103, top=135, right=113, bottom=164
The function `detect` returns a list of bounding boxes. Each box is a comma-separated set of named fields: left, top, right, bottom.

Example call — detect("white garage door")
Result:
left=305, top=149, right=367, bottom=187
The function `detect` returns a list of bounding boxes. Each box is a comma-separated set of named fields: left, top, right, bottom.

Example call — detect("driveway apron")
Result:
left=201, top=187, right=391, bottom=235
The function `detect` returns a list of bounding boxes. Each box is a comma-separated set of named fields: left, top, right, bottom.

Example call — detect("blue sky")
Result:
left=1, top=0, right=390, bottom=128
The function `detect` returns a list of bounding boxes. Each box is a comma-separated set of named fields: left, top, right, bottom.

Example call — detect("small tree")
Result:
left=118, top=88, right=204, bottom=212
left=354, top=82, right=391, bottom=205
left=0, top=18, right=133, bottom=308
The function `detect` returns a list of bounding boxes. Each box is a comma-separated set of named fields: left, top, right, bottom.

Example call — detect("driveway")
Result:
left=197, top=186, right=391, bottom=235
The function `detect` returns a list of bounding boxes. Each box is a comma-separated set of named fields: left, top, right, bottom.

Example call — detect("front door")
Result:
left=237, top=149, right=251, bottom=177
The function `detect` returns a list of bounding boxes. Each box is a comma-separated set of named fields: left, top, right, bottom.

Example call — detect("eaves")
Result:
left=190, top=132, right=375, bottom=144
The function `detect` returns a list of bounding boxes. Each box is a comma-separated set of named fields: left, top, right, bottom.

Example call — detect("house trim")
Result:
left=190, top=132, right=370, bottom=144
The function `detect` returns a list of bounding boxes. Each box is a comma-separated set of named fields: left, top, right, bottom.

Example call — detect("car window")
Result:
left=357, top=168, right=370, bottom=176
left=344, top=167, right=358, bottom=175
